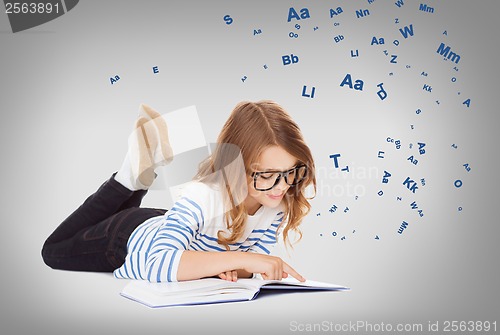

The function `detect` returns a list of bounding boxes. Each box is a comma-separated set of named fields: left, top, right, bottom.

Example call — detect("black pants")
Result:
left=41, top=174, right=166, bottom=272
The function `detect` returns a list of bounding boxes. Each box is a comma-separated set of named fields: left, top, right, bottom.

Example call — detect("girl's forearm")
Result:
left=177, top=250, right=248, bottom=281
left=177, top=250, right=304, bottom=282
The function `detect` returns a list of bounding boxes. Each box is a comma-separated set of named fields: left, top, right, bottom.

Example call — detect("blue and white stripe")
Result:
left=114, top=182, right=284, bottom=282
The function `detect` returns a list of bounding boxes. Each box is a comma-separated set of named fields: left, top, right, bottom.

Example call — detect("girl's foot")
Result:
left=138, top=104, right=174, bottom=166
left=115, top=104, right=174, bottom=190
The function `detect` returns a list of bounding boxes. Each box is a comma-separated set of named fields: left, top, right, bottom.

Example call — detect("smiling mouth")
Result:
left=268, top=194, right=284, bottom=199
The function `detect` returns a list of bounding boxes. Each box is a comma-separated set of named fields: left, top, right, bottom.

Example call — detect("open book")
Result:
left=120, top=277, right=349, bottom=308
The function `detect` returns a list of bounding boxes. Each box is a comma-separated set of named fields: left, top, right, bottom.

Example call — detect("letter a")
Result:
left=287, top=7, right=300, bottom=22
left=340, top=74, right=353, bottom=88
left=354, top=80, right=364, bottom=91
left=300, top=8, right=310, bottom=19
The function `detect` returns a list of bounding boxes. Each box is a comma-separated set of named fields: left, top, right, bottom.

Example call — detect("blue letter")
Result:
left=329, top=154, right=341, bottom=168
left=223, top=15, right=233, bottom=25
left=399, top=24, right=414, bottom=38
left=340, top=74, right=353, bottom=89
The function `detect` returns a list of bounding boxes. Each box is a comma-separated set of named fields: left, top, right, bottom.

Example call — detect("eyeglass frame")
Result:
left=250, top=164, right=308, bottom=191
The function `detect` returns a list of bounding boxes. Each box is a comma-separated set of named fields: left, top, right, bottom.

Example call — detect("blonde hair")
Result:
left=195, top=100, right=316, bottom=249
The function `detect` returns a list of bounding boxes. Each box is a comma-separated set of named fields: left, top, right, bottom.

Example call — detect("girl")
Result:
left=42, top=100, right=316, bottom=283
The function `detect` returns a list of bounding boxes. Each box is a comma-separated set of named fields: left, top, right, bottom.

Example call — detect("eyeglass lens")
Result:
left=254, top=165, right=306, bottom=191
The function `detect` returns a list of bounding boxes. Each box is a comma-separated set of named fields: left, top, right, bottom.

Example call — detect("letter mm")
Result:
left=437, top=43, right=461, bottom=64
left=419, top=4, right=435, bottom=13
left=398, top=221, right=408, bottom=234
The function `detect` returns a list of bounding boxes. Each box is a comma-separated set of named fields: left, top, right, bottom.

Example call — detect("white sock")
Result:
left=114, top=151, right=149, bottom=191
left=115, top=124, right=156, bottom=191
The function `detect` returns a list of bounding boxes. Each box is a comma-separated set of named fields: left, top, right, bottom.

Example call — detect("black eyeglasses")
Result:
left=251, top=164, right=307, bottom=191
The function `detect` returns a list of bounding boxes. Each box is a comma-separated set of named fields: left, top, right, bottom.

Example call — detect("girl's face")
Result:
left=245, top=145, right=298, bottom=215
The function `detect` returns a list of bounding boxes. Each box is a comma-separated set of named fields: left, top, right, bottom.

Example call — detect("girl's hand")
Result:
left=240, top=253, right=305, bottom=282
left=218, top=270, right=238, bottom=282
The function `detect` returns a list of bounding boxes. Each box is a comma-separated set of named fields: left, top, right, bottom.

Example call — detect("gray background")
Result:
left=1, top=1, right=498, bottom=334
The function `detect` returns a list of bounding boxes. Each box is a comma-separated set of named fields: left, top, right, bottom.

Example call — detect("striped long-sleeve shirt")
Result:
left=113, top=181, right=285, bottom=282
